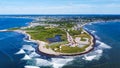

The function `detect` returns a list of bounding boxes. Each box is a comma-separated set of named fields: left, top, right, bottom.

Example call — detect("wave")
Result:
left=82, top=39, right=111, bottom=61
left=96, top=40, right=112, bottom=49
left=22, top=39, right=107, bottom=67
left=24, top=65, right=39, bottom=68
left=15, top=49, right=25, bottom=54
left=29, top=52, right=40, bottom=58
left=27, top=57, right=74, bottom=68
left=22, top=54, right=31, bottom=60
left=51, top=58, right=73, bottom=68
left=18, top=44, right=74, bottom=68
left=34, top=58, right=52, bottom=66
left=22, top=45, right=35, bottom=51
left=82, top=49, right=103, bottom=61
left=15, top=45, right=35, bottom=55
left=19, top=39, right=111, bottom=67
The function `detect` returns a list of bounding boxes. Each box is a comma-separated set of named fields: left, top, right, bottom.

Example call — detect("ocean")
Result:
left=0, top=17, right=120, bottom=68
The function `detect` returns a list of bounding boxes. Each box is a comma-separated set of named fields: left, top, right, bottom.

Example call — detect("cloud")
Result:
left=0, top=3, right=120, bottom=14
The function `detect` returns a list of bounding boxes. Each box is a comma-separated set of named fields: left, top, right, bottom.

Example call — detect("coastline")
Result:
left=0, top=23, right=95, bottom=56
left=20, top=29, right=95, bottom=56
left=36, top=28, right=95, bottom=56
left=36, top=25, right=95, bottom=56
left=15, top=25, right=95, bottom=56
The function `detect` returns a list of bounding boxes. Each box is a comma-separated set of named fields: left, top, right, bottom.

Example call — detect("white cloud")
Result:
left=0, top=3, right=120, bottom=14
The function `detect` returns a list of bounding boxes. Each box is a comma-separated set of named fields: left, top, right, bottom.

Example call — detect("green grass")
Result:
left=46, top=41, right=68, bottom=51
left=46, top=42, right=89, bottom=53
left=69, top=30, right=82, bottom=36
left=25, top=26, right=67, bottom=42
left=60, top=46, right=85, bottom=53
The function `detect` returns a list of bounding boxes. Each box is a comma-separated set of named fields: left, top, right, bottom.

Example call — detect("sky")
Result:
left=0, top=0, right=120, bottom=14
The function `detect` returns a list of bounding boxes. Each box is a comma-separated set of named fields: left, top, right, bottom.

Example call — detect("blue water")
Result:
left=0, top=18, right=37, bottom=68
left=72, top=21, right=120, bottom=68
left=0, top=17, right=120, bottom=68
left=0, top=18, right=32, bottom=30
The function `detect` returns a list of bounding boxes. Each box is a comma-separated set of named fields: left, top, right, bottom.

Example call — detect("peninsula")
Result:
left=3, top=16, right=97, bottom=56
left=14, top=20, right=94, bottom=56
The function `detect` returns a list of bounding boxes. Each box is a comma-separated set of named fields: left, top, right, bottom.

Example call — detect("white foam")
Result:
left=22, top=45, right=35, bottom=51
left=24, top=39, right=32, bottom=42
left=51, top=58, right=73, bottom=68
left=96, top=40, right=111, bottom=49
left=95, top=50, right=103, bottom=54
left=91, top=30, right=96, bottom=34
left=83, top=55, right=96, bottom=61
left=82, top=40, right=111, bottom=61
left=15, top=49, right=25, bottom=54
left=24, top=65, right=40, bottom=68
left=21, top=34, right=111, bottom=67
left=35, top=58, right=52, bottom=66
left=29, top=52, right=40, bottom=58
left=83, top=49, right=103, bottom=61
left=28, top=58, right=74, bottom=68
left=22, top=54, right=31, bottom=60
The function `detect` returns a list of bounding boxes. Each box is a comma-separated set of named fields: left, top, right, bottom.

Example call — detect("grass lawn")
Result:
left=60, top=46, right=85, bottom=53
left=46, top=42, right=89, bottom=53
left=25, top=26, right=67, bottom=42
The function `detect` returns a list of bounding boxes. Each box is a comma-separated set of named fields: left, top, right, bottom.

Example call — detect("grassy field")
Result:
left=46, top=43, right=89, bottom=53
left=25, top=26, right=67, bottom=42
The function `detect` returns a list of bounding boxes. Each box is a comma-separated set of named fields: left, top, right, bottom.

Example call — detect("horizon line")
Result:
left=0, top=14, right=120, bottom=16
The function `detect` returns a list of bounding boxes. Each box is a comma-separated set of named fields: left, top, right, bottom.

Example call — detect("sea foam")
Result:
left=22, top=45, right=35, bottom=51
left=96, top=40, right=111, bottom=49
left=24, top=65, right=40, bottom=68
left=51, top=58, right=73, bottom=68
left=22, top=54, right=31, bottom=60
left=82, top=49, right=103, bottom=61
left=82, top=40, right=111, bottom=61
left=15, top=49, right=25, bottom=54
left=34, top=58, right=52, bottom=66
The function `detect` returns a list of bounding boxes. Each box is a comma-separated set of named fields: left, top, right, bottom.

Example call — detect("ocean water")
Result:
left=0, top=17, right=120, bottom=68
left=0, top=17, right=32, bottom=30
